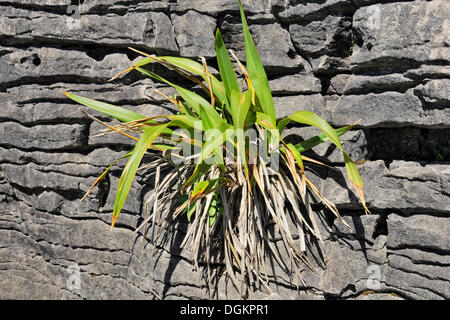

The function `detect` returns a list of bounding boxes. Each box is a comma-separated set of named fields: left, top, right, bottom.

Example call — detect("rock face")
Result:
left=0, top=0, right=449, bottom=300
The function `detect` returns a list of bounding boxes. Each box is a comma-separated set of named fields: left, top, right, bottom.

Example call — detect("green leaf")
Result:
left=151, top=143, right=175, bottom=150
left=287, top=111, right=343, bottom=149
left=243, top=106, right=257, bottom=130
left=135, top=67, right=225, bottom=129
left=238, top=0, right=276, bottom=128
left=230, top=90, right=252, bottom=179
left=198, top=125, right=231, bottom=164
left=287, top=111, right=369, bottom=213
left=159, top=56, right=205, bottom=75
left=166, top=114, right=198, bottom=131
left=276, top=117, right=291, bottom=133
left=285, top=143, right=304, bottom=171
left=295, top=124, right=355, bottom=153
left=190, top=179, right=224, bottom=201
left=184, top=126, right=233, bottom=189
left=187, top=201, right=196, bottom=222
left=161, top=56, right=227, bottom=106
left=64, top=92, right=175, bottom=138
left=344, top=153, right=369, bottom=214
left=256, top=112, right=276, bottom=130
left=81, top=150, right=133, bottom=202
left=64, top=91, right=147, bottom=123
left=111, top=124, right=168, bottom=229
left=209, top=209, right=217, bottom=227
left=231, top=90, right=252, bottom=130
left=130, top=53, right=227, bottom=106
left=215, top=29, right=240, bottom=102
left=134, top=57, right=156, bottom=69
left=199, top=106, right=214, bottom=131
left=183, top=163, right=211, bottom=189
left=209, top=193, right=223, bottom=227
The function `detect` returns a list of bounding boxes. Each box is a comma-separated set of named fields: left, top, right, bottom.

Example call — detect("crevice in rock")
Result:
left=0, top=1, right=72, bottom=15
left=0, top=35, right=153, bottom=63
left=0, top=143, right=96, bottom=156
left=388, top=244, right=450, bottom=257
left=6, top=181, right=84, bottom=202
left=0, top=75, right=108, bottom=92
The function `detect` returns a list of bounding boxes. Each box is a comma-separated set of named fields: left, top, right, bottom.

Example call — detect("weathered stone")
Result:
left=324, top=129, right=368, bottom=163
left=283, top=126, right=368, bottom=163
left=2, top=103, right=87, bottom=125
left=327, top=74, right=351, bottom=95
left=247, top=13, right=276, bottom=24
left=278, top=0, right=355, bottom=24
left=321, top=160, right=450, bottom=214
left=250, top=23, right=304, bottom=71
left=414, top=79, right=450, bottom=108
left=269, top=73, right=322, bottom=95
left=0, top=147, right=122, bottom=169
left=0, top=7, right=151, bottom=47
left=0, top=81, right=178, bottom=107
left=327, top=89, right=450, bottom=128
left=1, top=0, right=449, bottom=301
left=143, top=12, right=179, bottom=54
left=171, top=0, right=272, bottom=16
left=218, top=19, right=310, bottom=73
left=351, top=293, right=403, bottom=300
left=0, top=122, right=87, bottom=150
left=311, top=55, right=352, bottom=74
left=274, top=94, right=326, bottom=119
left=352, top=1, right=450, bottom=69
left=385, top=253, right=449, bottom=299
left=404, top=65, right=450, bottom=80
left=88, top=121, right=135, bottom=148
left=343, top=74, right=416, bottom=95
left=385, top=214, right=450, bottom=299
left=171, top=11, right=216, bottom=58
left=0, top=47, right=135, bottom=88
left=0, top=0, right=168, bottom=14
left=1, top=163, right=90, bottom=191
left=319, top=236, right=389, bottom=297
left=290, top=15, right=352, bottom=57
left=387, top=214, right=449, bottom=253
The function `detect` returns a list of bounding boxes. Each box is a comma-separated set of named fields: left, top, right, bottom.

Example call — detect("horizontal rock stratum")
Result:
left=0, top=0, right=449, bottom=300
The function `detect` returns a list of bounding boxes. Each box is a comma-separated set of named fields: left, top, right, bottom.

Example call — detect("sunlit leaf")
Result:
left=215, top=29, right=240, bottom=102
left=238, top=0, right=276, bottom=128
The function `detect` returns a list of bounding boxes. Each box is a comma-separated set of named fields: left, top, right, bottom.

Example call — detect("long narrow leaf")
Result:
left=295, top=124, right=355, bottom=153
left=81, top=150, right=133, bottom=202
left=112, top=124, right=168, bottom=229
left=215, top=29, right=240, bottom=102
left=64, top=91, right=147, bottom=123
left=135, top=67, right=226, bottom=129
left=121, top=49, right=227, bottom=106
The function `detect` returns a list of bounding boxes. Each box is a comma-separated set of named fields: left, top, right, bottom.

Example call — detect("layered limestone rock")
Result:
left=0, top=0, right=448, bottom=300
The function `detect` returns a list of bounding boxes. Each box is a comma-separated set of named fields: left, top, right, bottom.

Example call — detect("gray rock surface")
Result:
left=290, top=15, right=352, bottom=57
left=0, top=0, right=449, bottom=300
left=250, top=23, right=303, bottom=70
left=328, top=89, right=450, bottom=128
left=143, top=12, right=179, bottom=54
left=269, top=74, right=322, bottom=95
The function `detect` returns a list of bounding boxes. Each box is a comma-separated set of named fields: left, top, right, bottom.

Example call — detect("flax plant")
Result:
left=64, top=1, right=370, bottom=297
